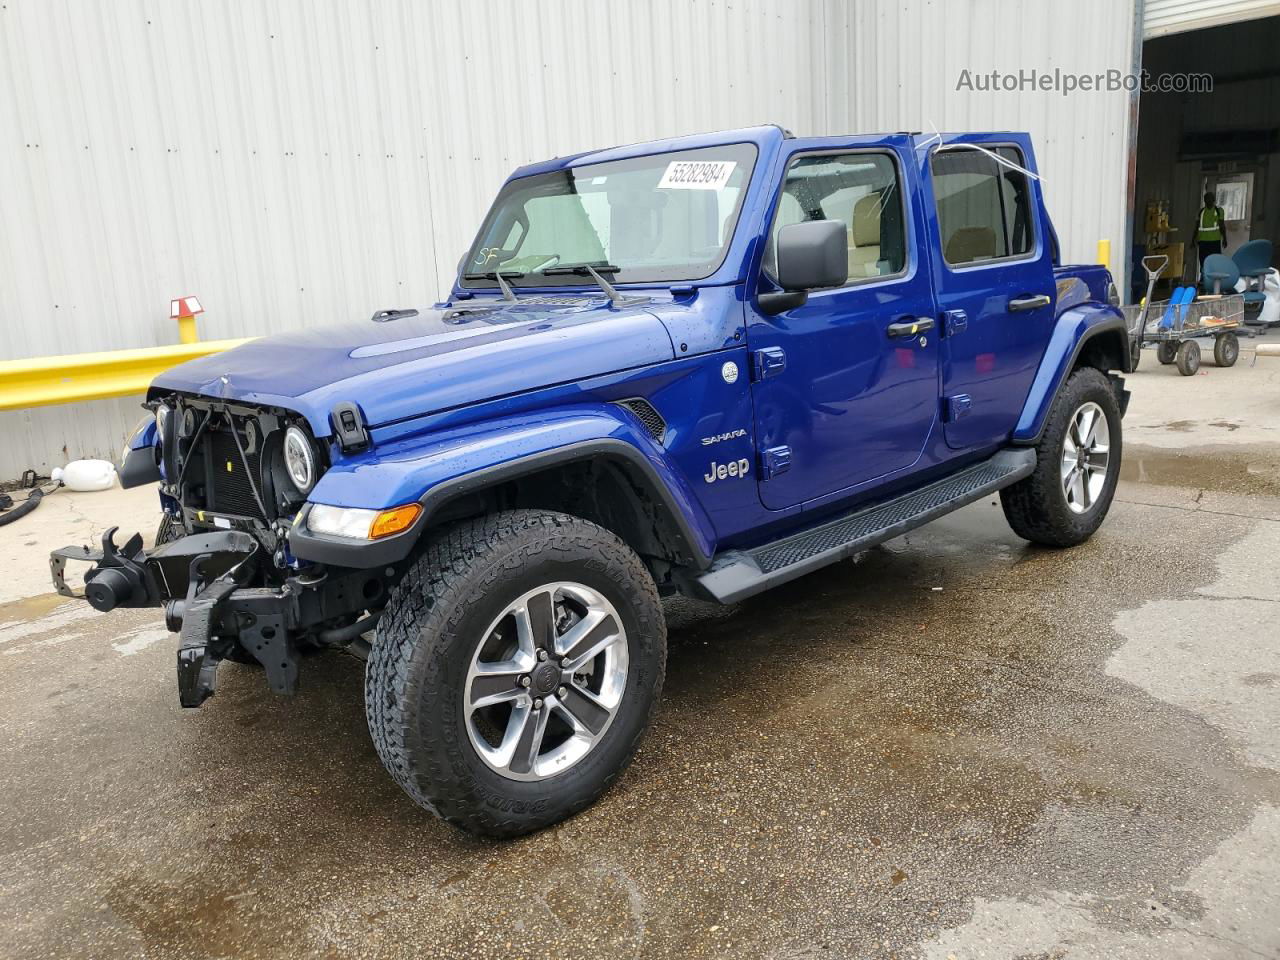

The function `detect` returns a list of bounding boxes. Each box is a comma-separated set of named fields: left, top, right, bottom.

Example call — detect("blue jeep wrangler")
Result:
left=53, top=126, right=1129, bottom=836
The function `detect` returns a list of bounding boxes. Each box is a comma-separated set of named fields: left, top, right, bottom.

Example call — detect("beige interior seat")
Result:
left=848, top=194, right=882, bottom=279
left=945, top=226, right=997, bottom=264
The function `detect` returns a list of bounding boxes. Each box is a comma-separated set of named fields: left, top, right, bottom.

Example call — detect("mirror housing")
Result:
left=759, top=219, right=849, bottom=315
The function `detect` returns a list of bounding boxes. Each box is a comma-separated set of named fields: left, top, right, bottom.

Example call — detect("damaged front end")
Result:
left=51, top=396, right=394, bottom=708
left=53, top=526, right=382, bottom=707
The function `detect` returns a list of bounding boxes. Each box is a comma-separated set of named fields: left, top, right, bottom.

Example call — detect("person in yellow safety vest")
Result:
left=1195, top=190, right=1228, bottom=270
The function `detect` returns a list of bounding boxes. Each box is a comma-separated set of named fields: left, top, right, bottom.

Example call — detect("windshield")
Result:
left=462, top=143, right=757, bottom=289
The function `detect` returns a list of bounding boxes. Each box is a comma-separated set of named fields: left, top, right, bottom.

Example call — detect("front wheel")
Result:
left=1156, top=341, right=1177, bottom=365
left=1001, top=367, right=1122, bottom=548
left=365, top=510, right=666, bottom=837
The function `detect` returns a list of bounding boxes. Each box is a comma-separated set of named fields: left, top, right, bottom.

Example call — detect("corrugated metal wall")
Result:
left=821, top=0, right=1137, bottom=283
left=1144, top=0, right=1280, bottom=37
left=0, top=0, right=828, bottom=478
left=0, top=0, right=1137, bottom=480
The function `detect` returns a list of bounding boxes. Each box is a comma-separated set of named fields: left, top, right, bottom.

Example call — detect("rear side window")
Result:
left=766, top=151, right=908, bottom=284
left=930, top=146, right=1035, bottom=267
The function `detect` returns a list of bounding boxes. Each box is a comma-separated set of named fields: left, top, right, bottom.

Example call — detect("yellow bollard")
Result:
left=1097, top=238, right=1111, bottom=271
left=170, top=296, right=204, bottom=344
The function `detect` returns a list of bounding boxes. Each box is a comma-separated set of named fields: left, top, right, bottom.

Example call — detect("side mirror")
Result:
left=759, top=220, right=848, bottom=314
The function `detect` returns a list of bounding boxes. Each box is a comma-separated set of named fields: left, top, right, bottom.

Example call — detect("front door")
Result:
left=923, top=136, right=1057, bottom=451
left=747, top=139, right=940, bottom=511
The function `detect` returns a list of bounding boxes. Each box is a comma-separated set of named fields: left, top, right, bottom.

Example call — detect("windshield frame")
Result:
left=459, top=141, right=760, bottom=291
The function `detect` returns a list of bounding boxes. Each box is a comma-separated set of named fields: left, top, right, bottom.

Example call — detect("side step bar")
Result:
left=692, top=448, right=1037, bottom=604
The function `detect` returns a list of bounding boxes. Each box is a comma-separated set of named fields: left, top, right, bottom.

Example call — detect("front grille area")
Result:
left=205, top=427, right=266, bottom=520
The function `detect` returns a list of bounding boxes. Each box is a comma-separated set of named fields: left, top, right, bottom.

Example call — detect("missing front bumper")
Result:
left=51, top=528, right=299, bottom=708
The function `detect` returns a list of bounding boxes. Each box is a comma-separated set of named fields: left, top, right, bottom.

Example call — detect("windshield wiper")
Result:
left=541, top=263, right=645, bottom=306
left=462, top=270, right=524, bottom=302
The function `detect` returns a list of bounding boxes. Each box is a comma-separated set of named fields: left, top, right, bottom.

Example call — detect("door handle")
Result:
left=1008, top=293, right=1051, bottom=312
left=886, top=317, right=935, bottom=339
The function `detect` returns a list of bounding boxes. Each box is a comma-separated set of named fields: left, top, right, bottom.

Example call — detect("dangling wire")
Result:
left=916, top=121, right=1044, bottom=183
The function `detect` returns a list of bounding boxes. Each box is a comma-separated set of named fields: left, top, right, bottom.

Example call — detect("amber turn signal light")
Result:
left=369, top=503, right=422, bottom=540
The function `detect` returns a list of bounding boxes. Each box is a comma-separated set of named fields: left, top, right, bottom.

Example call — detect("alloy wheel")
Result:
left=1060, top=401, right=1110, bottom=514
left=463, top=582, right=628, bottom=781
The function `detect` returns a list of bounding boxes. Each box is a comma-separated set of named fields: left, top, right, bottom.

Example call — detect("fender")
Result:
left=288, top=404, right=717, bottom=569
left=1011, top=302, right=1128, bottom=445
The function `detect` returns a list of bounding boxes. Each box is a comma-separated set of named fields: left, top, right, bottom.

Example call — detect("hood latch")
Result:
left=331, top=402, right=370, bottom=453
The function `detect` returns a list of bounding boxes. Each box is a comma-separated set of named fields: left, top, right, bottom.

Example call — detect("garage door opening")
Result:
left=1132, top=11, right=1280, bottom=307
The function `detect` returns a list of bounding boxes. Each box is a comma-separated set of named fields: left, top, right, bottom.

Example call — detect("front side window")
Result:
left=462, top=143, right=757, bottom=288
left=930, top=146, right=1036, bottom=266
left=765, top=151, right=908, bottom=284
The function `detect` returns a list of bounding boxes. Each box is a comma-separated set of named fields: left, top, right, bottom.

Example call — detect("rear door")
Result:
left=922, top=136, right=1057, bottom=451
left=747, top=137, right=941, bottom=511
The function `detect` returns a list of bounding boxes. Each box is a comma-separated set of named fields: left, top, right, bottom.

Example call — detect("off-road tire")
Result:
left=1176, top=339, right=1201, bottom=376
left=365, top=509, right=666, bottom=838
left=1000, top=366, right=1122, bottom=548
left=1156, top=341, right=1177, bottom=365
left=1213, top=332, right=1239, bottom=367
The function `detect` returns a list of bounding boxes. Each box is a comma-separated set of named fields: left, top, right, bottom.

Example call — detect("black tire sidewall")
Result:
left=1177, top=340, right=1201, bottom=375
left=1215, top=333, right=1239, bottom=366
left=1002, top=367, right=1122, bottom=547
left=1045, top=371, right=1122, bottom=539
left=425, top=556, right=658, bottom=817
left=372, top=512, right=665, bottom=835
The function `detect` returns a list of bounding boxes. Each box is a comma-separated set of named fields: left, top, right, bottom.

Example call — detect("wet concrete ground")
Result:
left=3, top=360, right=1280, bottom=958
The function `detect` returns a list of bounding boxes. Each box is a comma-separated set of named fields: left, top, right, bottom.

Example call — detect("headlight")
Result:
left=284, top=426, right=316, bottom=493
left=1106, top=281, right=1120, bottom=307
left=306, top=503, right=422, bottom=540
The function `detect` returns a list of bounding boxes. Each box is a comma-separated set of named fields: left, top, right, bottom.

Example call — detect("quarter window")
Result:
left=930, top=146, right=1035, bottom=266
left=766, top=152, right=907, bottom=284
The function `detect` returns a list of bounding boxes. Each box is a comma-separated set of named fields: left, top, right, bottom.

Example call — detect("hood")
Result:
left=150, top=296, right=676, bottom=435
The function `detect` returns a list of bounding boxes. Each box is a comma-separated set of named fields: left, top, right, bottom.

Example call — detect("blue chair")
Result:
left=1201, top=253, right=1240, bottom=295
left=1232, top=238, right=1272, bottom=283
left=1202, top=253, right=1265, bottom=314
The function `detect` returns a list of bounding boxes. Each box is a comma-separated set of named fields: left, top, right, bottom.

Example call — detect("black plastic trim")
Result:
left=288, top=438, right=712, bottom=570
left=287, top=507, right=419, bottom=569
left=118, top=445, right=161, bottom=489
left=691, top=448, right=1036, bottom=604
left=1013, top=314, right=1130, bottom=447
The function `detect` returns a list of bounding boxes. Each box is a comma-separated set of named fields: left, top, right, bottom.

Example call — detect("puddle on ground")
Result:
left=1121, top=443, right=1280, bottom=497
left=4, top=497, right=1278, bottom=959
left=0, top=592, right=73, bottom=626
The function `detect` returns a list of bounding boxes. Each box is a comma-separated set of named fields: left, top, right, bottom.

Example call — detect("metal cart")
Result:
left=1124, top=256, right=1246, bottom=376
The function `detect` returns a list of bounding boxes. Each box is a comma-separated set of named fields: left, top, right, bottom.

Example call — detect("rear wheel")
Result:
left=1176, top=340, right=1201, bottom=376
left=1001, top=367, right=1122, bottom=548
left=1214, top=332, right=1239, bottom=367
left=366, top=510, right=666, bottom=837
left=1156, top=341, right=1177, bottom=365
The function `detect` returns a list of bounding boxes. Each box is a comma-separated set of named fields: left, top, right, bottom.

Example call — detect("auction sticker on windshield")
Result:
left=658, top=160, right=737, bottom=190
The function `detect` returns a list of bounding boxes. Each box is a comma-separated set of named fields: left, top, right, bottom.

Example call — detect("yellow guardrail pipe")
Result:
left=0, top=339, right=254, bottom=411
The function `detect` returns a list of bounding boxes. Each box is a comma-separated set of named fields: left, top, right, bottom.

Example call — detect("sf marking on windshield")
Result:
left=705, top=458, right=751, bottom=484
